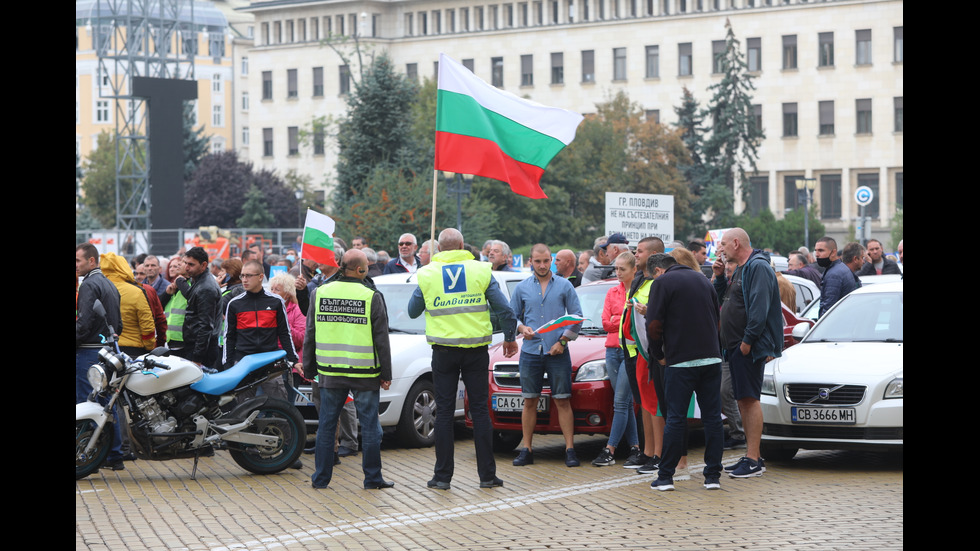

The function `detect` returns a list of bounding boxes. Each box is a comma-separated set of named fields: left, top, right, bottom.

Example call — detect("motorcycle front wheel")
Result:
left=229, top=398, right=306, bottom=475
left=76, top=419, right=111, bottom=480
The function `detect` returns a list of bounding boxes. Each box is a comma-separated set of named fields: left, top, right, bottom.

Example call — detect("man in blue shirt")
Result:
left=510, top=244, right=584, bottom=468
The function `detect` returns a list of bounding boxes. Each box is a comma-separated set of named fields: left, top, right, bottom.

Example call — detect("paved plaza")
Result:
left=76, top=433, right=903, bottom=550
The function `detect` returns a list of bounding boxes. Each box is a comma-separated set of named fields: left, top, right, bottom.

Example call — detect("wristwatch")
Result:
left=559, top=338, right=569, bottom=347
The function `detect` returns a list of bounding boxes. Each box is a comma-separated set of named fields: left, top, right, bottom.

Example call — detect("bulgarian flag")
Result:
left=535, top=315, right=587, bottom=334
left=300, top=210, right=339, bottom=267
left=435, top=53, right=584, bottom=199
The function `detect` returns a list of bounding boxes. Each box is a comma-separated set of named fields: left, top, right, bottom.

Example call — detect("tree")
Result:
left=731, top=206, right=824, bottom=255
left=237, top=185, right=276, bottom=228
left=183, top=102, right=210, bottom=182
left=889, top=208, right=903, bottom=250
left=700, top=19, right=765, bottom=227
left=80, top=131, right=131, bottom=228
left=674, top=87, right=713, bottom=236
left=333, top=53, right=421, bottom=207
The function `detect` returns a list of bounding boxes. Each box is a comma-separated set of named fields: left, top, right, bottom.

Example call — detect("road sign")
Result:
left=855, top=186, right=874, bottom=206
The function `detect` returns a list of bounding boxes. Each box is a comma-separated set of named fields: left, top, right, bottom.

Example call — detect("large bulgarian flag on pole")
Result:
left=300, top=209, right=339, bottom=267
left=434, top=53, right=584, bottom=199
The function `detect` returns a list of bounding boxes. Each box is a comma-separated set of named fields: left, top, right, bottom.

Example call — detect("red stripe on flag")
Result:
left=302, top=242, right=338, bottom=267
left=434, top=131, right=548, bottom=199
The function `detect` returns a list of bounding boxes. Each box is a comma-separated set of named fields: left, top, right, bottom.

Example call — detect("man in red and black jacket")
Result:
left=222, top=260, right=300, bottom=368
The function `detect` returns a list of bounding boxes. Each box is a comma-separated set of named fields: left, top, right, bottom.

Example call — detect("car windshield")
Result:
left=376, top=284, right=426, bottom=334
left=805, top=291, right=903, bottom=343
left=575, top=282, right=613, bottom=335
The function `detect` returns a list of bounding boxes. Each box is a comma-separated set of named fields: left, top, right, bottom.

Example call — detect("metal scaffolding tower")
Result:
left=95, top=0, right=194, bottom=230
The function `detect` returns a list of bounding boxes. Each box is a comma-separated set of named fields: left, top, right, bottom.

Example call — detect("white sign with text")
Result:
left=605, top=192, right=674, bottom=244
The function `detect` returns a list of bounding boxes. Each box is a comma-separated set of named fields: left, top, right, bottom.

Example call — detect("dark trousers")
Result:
left=658, top=363, right=724, bottom=481
left=431, top=345, right=495, bottom=483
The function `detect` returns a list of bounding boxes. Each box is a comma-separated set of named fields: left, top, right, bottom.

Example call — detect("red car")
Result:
left=466, top=278, right=813, bottom=452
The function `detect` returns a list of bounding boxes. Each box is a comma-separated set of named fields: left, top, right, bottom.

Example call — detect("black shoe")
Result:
left=427, top=479, right=451, bottom=490
left=120, top=453, right=138, bottom=462
left=290, top=460, right=303, bottom=469
left=364, top=480, right=395, bottom=489
left=565, top=448, right=580, bottom=467
left=591, top=447, right=615, bottom=467
left=636, top=455, right=661, bottom=475
left=311, top=483, right=328, bottom=489
left=334, top=455, right=341, bottom=466
left=479, top=477, right=504, bottom=488
left=337, top=446, right=358, bottom=457
left=513, top=448, right=534, bottom=466
left=105, top=460, right=125, bottom=471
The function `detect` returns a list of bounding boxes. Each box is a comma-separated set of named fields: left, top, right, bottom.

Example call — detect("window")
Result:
left=551, top=52, right=564, bottom=84
left=856, top=29, right=872, bottom=65
left=646, top=45, right=660, bottom=78
left=299, top=19, right=306, bottom=41
left=782, top=35, right=797, bottom=69
left=96, top=100, right=110, bottom=123
left=492, top=57, right=504, bottom=87
left=463, top=59, right=475, bottom=72
left=645, top=110, right=660, bottom=123
left=287, top=69, right=298, bottom=98
left=211, top=140, right=224, bottom=155
left=818, top=32, right=834, bottom=67
left=784, top=175, right=804, bottom=211
left=712, top=40, right=725, bottom=73
left=582, top=50, right=595, bottom=82
left=212, top=74, right=223, bottom=93
left=747, top=38, right=761, bottom=72
left=288, top=127, right=299, bottom=156
left=819, top=101, right=834, bottom=135
left=476, top=6, right=484, bottom=29
left=679, top=43, right=692, bottom=76
left=286, top=20, right=294, bottom=43
left=895, top=172, right=903, bottom=209
left=550, top=1, right=558, bottom=24
left=461, top=7, right=469, bottom=30
left=567, top=0, right=574, bottom=23
left=490, top=5, right=498, bottom=29
left=433, top=10, right=442, bottom=34
left=241, top=91, right=249, bottom=111
left=208, top=32, right=224, bottom=58
left=241, top=56, right=249, bottom=75
left=406, top=63, right=418, bottom=82
left=520, top=2, right=529, bottom=26
left=582, top=0, right=589, bottom=20
left=856, top=99, right=872, bottom=134
left=349, top=14, right=357, bottom=36
left=857, top=173, right=880, bottom=218
left=505, top=4, right=513, bottom=27
left=337, top=14, right=345, bottom=35
left=339, top=65, right=350, bottom=95
left=748, top=176, right=769, bottom=216
left=242, top=126, right=249, bottom=146
left=894, top=97, right=903, bottom=132
left=894, top=26, right=903, bottom=63
left=752, top=104, right=762, bottom=133
left=313, top=67, right=323, bottom=96
left=418, top=11, right=427, bottom=34
left=782, top=103, right=797, bottom=137
left=311, top=18, right=319, bottom=41
left=405, top=13, right=413, bottom=35
left=274, top=21, right=282, bottom=43
left=448, top=9, right=456, bottom=32
left=262, top=71, right=272, bottom=100
left=820, top=174, right=842, bottom=219
left=521, top=54, right=534, bottom=86
left=613, top=48, right=627, bottom=80
left=263, top=128, right=273, bottom=157
left=313, top=125, right=325, bottom=155
left=212, top=104, right=223, bottom=127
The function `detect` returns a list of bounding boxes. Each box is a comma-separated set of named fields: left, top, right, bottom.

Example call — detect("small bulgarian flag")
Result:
left=434, top=53, right=584, bottom=199
left=300, top=209, right=339, bottom=267
left=535, top=315, right=587, bottom=334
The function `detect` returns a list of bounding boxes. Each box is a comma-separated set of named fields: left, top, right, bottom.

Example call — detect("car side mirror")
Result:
left=791, top=322, right=811, bottom=342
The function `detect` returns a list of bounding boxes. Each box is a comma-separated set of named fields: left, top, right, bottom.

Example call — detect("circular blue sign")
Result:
left=855, top=186, right=874, bottom=206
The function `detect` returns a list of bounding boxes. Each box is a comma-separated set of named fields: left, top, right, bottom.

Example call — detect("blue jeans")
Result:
left=658, top=363, right=724, bottom=481
left=605, top=348, right=638, bottom=449
left=312, top=387, right=384, bottom=488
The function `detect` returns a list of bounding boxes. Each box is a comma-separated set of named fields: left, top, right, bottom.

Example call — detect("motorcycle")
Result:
left=76, top=301, right=306, bottom=480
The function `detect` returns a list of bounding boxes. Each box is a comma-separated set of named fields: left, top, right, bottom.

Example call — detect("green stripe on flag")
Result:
left=303, top=227, right=334, bottom=250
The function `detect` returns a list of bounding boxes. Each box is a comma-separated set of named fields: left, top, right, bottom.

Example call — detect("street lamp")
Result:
left=295, top=188, right=305, bottom=229
left=796, top=177, right=817, bottom=250
left=442, top=171, right=473, bottom=231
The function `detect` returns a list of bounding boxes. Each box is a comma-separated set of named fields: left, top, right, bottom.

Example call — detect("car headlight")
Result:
left=883, top=376, right=903, bottom=399
left=575, top=359, right=608, bottom=382
left=761, top=360, right=776, bottom=396
left=87, top=364, right=108, bottom=393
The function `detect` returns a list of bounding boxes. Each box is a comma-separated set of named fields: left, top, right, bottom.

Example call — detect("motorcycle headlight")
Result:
left=88, top=364, right=108, bottom=393
left=575, top=359, right=608, bottom=382
left=761, top=361, right=776, bottom=396
left=883, top=376, right=903, bottom=399
left=98, top=347, right=125, bottom=373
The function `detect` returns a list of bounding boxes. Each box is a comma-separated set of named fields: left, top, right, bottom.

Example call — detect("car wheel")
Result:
left=397, top=380, right=436, bottom=448
left=492, top=431, right=522, bottom=452
left=761, top=443, right=798, bottom=462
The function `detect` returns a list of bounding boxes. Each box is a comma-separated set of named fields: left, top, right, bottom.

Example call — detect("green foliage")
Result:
left=185, top=151, right=300, bottom=228
left=183, top=102, right=210, bottom=182
left=889, top=208, right=903, bottom=250
left=80, top=131, right=128, bottom=228
left=236, top=185, right=276, bottom=228
left=333, top=53, right=421, bottom=207
left=732, top=206, right=825, bottom=255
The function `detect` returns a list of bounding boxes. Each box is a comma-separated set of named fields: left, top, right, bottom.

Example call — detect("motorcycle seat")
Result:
left=190, top=350, right=287, bottom=395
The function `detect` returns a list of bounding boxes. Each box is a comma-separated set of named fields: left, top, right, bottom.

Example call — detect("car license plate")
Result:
left=791, top=406, right=856, bottom=424
left=492, top=394, right=548, bottom=413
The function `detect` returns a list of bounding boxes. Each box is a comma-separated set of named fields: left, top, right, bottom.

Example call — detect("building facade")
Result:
left=229, top=0, right=904, bottom=239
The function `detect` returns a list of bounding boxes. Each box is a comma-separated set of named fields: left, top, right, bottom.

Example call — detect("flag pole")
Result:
left=430, top=169, right=438, bottom=254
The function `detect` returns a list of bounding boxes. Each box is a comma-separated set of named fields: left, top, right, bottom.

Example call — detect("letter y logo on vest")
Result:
left=442, top=265, right=467, bottom=293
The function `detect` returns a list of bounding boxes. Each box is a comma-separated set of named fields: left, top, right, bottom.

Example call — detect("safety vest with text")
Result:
left=417, top=250, right=493, bottom=348
left=313, top=280, right=381, bottom=378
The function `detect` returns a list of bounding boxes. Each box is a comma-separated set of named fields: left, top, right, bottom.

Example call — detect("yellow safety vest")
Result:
left=417, top=250, right=493, bottom=348
left=164, top=285, right=189, bottom=344
left=624, top=278, right=652, bottom=358
left=313, top=280, right=380, bottom=378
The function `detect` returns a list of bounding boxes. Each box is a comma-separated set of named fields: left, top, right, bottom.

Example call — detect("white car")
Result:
left=367, top=270, right=529, bottom=447
left=760, top=281, right=903, bottom=460
left=782, top=273, right=821, bottom=315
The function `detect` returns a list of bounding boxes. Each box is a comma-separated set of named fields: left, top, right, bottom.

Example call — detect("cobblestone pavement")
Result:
left=76, top=432, right=903, bottom=550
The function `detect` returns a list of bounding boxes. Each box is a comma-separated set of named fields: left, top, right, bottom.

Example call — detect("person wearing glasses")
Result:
left=383, top=233, right=422, bottom=274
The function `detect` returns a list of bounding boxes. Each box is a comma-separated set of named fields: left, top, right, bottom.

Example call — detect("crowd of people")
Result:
left=76, top=228, right=901, bottom=489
